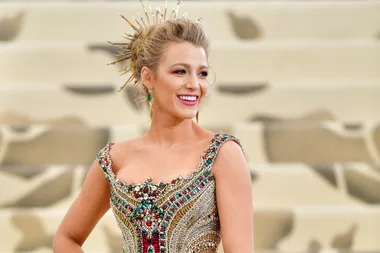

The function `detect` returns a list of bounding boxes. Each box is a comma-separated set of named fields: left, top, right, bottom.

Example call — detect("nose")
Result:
left=185, top=73, right=199, bottom=89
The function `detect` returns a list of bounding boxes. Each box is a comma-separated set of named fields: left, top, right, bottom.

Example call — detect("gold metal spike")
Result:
left=156, top=7, right=160, bottom=24
left=118, top=12, right=139, bottom=32
left=107, top=55, right=131, bottom=66
left=139, top=0, right=150, bottom=25
left=119, top=68, right=131, bottom=76
left=132, top=16, right=143, bottom=28
left=118, top=74, right=134, bottom=92
left=171, top=5, right=176, bottom=19
left=175, top=0, right=181, bottom=18
left=138, top=13, right=147, bottom=27
left=107, top=41, right=129, bottom=46
left=163, top=0, right=168, bottom=20
left=149, top=5, right=156, bottom=24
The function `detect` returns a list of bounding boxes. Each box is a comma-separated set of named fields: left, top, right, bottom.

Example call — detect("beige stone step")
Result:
left=0, top=206, right=379, bottom=252
left=0, top=124, right=142, bottom=165
left=1, top=83, right=380, bottom=128
left=0, top=121, right=380, bottom=165
left=1, top=163, right=379, bottom=209
left=233, top=121, right=380, bottom=165
left=0, top=1, right=379, bottom=42
left=0, top=41, right=379, bottom=84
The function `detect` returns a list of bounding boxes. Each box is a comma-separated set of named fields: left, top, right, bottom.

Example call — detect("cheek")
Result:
left=200, top=84, right=209, bottom=101
left=154, top=79, right=178, bottom=106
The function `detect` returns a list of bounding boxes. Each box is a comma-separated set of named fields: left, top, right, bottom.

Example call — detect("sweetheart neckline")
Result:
left=107, top=132, right=220, bottom=188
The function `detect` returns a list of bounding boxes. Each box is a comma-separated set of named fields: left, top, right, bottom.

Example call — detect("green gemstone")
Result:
left=159, top=212, right=164, bottom=218
left=147, top=93, right=152, bottom=101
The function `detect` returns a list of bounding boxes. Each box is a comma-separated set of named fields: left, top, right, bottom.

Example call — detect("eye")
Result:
left=198, top=71, right=209, bottom=78
left=173, top=69, right=186, bottom=75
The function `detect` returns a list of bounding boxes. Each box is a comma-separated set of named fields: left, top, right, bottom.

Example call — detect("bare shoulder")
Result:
left=109, top=137, right=142, bottom=155
left=212, top=134, right=248, bottom=179
left=218, top=138, right=244, bottom=158
left=107, top=137, right=144, bottom=170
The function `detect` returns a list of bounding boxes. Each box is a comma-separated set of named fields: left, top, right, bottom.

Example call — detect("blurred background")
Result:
left=0, top=0, right=380, bottom=252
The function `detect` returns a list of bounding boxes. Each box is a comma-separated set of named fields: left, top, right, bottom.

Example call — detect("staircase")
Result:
left=0, top=1, right=379, bottom=252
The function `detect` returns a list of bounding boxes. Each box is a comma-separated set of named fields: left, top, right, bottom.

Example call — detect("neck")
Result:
left=145, top=110, right=200, bottom=148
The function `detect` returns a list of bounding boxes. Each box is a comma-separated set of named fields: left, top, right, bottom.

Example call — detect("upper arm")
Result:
left=55, top=158, right=111, bottom=246
left=213, top=140, right=254, bottom=253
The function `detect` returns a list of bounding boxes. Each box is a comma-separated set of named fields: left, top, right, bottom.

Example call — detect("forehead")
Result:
left=160, top=42, right=208, bottom=67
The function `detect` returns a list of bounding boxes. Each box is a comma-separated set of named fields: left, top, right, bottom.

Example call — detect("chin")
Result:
left=175, top=110, right=198, bottom=121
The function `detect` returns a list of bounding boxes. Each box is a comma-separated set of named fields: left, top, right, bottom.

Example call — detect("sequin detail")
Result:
left=97, top=132, right=242, bottom=253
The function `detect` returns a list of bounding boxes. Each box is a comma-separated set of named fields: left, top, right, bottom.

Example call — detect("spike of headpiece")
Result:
left=107, top=0, right=203, bottom=92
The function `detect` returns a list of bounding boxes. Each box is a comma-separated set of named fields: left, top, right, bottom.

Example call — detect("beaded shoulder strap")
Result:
left=202, top=132, right=244, bottom=170
left=96, top=142, right=116, bottom=183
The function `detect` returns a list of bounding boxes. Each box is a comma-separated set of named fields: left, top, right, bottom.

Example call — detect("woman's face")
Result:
left=145, top=42, right=209, bottom=121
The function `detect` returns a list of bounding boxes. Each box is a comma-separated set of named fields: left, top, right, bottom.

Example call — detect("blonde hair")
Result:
left=109, top=17, right=210, bottom=108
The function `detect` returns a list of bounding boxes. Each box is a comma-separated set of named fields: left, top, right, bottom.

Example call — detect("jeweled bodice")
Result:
left=97, top=132, right=242, bottom=253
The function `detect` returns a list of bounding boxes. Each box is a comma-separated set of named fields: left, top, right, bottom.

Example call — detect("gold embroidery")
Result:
left=96, top=132, right=242, bottom=252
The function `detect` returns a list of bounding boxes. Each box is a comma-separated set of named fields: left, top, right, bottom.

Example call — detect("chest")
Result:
left=114, top=146, right=205, bottom=184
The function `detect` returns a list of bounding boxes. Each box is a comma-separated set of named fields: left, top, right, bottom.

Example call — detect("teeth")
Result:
left=178, top=95, right=197, bottom=101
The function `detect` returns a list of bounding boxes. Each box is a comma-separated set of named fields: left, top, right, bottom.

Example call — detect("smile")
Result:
left=177, top=95, right=199, bottom=106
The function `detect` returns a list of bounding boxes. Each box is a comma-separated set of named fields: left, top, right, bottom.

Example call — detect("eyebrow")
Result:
left=170, top=63, right=209, bottom=69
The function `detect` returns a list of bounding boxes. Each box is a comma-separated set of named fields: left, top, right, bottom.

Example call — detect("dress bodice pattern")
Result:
left=96, top=132, right=242, bottom=253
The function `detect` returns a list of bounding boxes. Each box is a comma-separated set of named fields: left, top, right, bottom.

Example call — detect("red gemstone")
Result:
left=146, top=220, right=152, bottom=227
left=149, top=210, right=153, bottom=215
left=143, top=188, right=148, bottom=193
left=153, top=192, right=157, bottom=197
left=202, top=155, right=207, bottom=159
left=154, top=214, right=159, bottom=219
left=200, top=184, right=204, bottom=188
left=179, top=199, right=184, bottom=204
left=138, top=216, right=143, bottom=221
left=165, top=217, right=170, bottom=221
left=170, top=208, right=175, bottom=212
left=171, top=179, right=176, bottom=184
left=182, top=190, right=187, bottom=194
left=163, top=204, right=168, bottom=209
left=199, top=176, right=204, bottom=180
left=170, top=196, right=176, bottom=201
left=134, top=193, right=139, bottom=198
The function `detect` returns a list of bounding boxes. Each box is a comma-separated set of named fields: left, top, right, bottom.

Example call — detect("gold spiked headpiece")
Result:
left=107, top=0, right=203, bottom=92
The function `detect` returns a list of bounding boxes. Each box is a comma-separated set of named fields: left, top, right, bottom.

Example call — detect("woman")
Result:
left=52, top=1, right=254, bottom=252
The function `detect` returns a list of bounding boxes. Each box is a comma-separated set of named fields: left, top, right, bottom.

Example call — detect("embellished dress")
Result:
left=96, top=132, right=242, bottom=253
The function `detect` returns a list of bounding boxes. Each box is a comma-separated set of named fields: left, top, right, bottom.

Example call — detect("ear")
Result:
left=141, top=66, right=153, bottom=90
